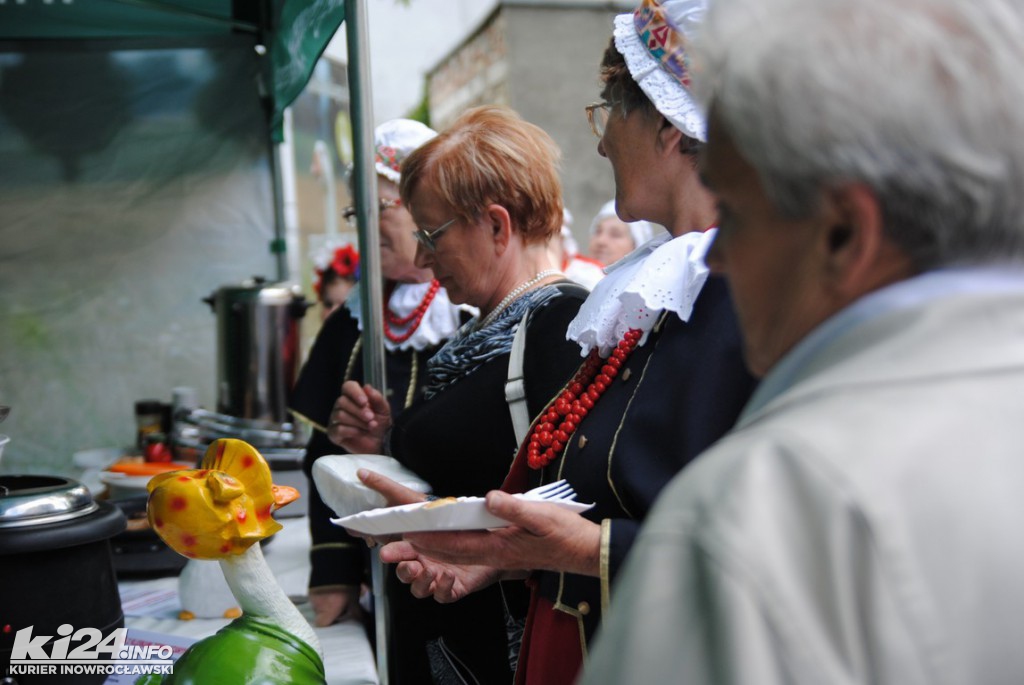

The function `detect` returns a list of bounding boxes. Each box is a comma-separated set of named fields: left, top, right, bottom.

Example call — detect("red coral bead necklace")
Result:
left=383, top=279, right=440, bottom=344
left=526, top=328, right=643, bottom=469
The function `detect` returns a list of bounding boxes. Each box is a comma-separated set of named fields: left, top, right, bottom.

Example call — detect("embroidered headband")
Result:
left=613, top=0, right=707, bottom=141
left=371, top=119, right=438, bottom=184
left=634, top=0, right=693, bottom=88
left=375, top=145, right=401, bottom=177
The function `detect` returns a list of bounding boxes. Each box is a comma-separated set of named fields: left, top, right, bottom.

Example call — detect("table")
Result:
left=117, top=516, right=379, bottom=685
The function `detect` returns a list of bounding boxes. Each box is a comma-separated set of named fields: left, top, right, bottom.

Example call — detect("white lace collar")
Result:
left=347, top=281, right=472, bottom=352
left=566, top=229, right=717, bottom=357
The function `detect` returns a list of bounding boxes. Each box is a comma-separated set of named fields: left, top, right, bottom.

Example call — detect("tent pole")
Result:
left=268, top=121, right=289, bottom=282
left=346, top=1, right=390, bottom=683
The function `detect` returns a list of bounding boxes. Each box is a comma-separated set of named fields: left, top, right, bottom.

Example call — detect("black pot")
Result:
left=0, top=475, right=126, bottom=684
left=109, top=495, right=187, bottom=579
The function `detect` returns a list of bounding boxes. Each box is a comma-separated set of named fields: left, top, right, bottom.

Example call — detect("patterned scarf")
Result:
left=424, top=284, right=563, bottom=399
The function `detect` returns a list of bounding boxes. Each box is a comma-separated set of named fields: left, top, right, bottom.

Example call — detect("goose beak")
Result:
left=272, top=484, right=300, bottom=509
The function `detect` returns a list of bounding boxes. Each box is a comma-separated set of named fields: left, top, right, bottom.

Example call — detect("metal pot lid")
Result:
left=214, top=276, right=303, bottom=303
left=0, top=475, right=98, bottom=528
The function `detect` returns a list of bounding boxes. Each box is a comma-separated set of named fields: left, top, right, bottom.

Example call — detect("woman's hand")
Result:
left=341, top=468, right=430, bottom=547
left=380, top=541, right=505, bottom=603
left=327, top=381, right=392, bottom=454
left=402, top=491, right=603, bottom=578
left=357, top=468, right=429, bottom=506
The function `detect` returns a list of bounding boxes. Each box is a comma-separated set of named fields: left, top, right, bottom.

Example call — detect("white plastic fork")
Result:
left=522, top=479, right=578, bottom=502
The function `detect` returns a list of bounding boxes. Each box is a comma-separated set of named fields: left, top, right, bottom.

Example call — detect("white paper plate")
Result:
left=333, top=495, right=594, bottom=535
left=312, top=454, right=432, bottom=519
left=98, top=470, right=153, bottom=499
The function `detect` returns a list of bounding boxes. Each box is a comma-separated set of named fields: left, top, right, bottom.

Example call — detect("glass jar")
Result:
left=134, top=399, right=164, bottom=450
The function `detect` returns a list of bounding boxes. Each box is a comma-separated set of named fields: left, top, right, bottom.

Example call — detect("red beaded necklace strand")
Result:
left=383, top=279, right=440, bottom=344
left=526, top=328, right=643, bottom=469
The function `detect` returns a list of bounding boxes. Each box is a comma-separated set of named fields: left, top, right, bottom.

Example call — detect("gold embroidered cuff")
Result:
left=289, top=408, right=327, bottom=434
left=600, top=519, right=612, bottom=617
left=311, top=542, right=358, bottom=552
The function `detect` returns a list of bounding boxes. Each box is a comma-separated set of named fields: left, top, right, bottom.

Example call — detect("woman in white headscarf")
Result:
left=329, top=106, right=589, bottom=684
left=552, top=208, right=607, bottom=290
left=586, top=198, right=655, bottom=266
left=289, top=118, right=473, bottom=630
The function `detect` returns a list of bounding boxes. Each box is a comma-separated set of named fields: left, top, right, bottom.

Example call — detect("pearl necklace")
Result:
left=475, top=269, right=561, bottom=330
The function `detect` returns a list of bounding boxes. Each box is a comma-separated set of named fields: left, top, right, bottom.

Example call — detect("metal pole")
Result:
left=280, top=109, right=302, bottom=282
left=346, top=3, right=385, bottom=392
left=346, top=2, right=390, bottom=683
left=268, top=124, right=289, bottom=282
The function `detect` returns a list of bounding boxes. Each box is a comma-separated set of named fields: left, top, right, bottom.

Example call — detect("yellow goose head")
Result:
left=146, top=439, right=299, bottom=560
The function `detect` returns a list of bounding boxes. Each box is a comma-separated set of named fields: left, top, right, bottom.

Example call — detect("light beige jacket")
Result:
left=582, top=275, right=1024, bottom=685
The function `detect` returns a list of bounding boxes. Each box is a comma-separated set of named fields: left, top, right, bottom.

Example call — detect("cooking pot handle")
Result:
left=289, top=296, right=313, bottom=319
left=202, top=293, right=216, bottom=312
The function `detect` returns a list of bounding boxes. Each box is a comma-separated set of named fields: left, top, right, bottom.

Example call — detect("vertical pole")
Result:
left=280, top=109, right=302, bottom=282
left=346, top=2, right=390, bottom=684
left=346, top=4, right=385, bottom=392
left=268, top=124, right=289, bottom=282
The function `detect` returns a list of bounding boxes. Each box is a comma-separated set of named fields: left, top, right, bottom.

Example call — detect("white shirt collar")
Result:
left=347, top=281, right=473, bottom=351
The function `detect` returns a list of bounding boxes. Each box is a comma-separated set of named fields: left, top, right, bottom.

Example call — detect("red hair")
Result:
left=399, top=106, right=563, bottom=245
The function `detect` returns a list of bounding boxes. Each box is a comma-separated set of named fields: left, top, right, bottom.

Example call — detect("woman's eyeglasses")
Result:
left=585, top=102, right=613, bottom=138
left=342, top=197, right=402, bottom=225
left=412, top=219, right=456, bottom=252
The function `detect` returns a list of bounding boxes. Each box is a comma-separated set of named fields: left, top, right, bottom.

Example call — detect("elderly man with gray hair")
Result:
left=581, top=0, right=1024, bottom=683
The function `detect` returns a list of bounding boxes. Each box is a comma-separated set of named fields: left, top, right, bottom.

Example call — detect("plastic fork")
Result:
left=522, top=479, right=577, bottom=502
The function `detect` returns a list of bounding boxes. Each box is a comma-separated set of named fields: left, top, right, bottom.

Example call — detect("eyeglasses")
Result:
left=412, top=218, right=456, bottom=252
left=342, top=197, right=402, bottom=225
left=585, top=102, right=613, bottom=139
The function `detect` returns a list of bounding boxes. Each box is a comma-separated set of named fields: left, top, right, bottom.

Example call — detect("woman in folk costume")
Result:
left=289, top=118, right=471, bottom=629
left=358, top=1, right=759, bottom=683
left=553, top=209, right=606, bottom=290
left=311, top=243, right=360, bottom=320
left=328, top=106, right=589, bottom=684
left=586, top=198, right=656, bottom=266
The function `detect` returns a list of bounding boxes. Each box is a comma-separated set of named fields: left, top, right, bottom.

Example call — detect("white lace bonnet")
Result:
left=613, top=0, right=707, bottom=142
left=561, top=208, right=580, bottom=257
left=371, top=118, right=437, bottom=184
left=588, top=199, right=655, bottom=248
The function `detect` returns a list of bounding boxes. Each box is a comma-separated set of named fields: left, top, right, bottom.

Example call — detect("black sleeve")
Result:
left=289, top=307, right=370, bottom=591
left=606, top=278, right=758, bottom=581
left=306, top=455, right=369, bottom=591
left=523, top=283, right=588, bottom=418
left=289, top=307, right=357, bottom=433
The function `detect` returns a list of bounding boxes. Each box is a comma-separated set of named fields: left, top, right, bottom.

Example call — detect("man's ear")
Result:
left=484, top=204, right=513, bottom=255
left=821, top=184, right=911, bottom=299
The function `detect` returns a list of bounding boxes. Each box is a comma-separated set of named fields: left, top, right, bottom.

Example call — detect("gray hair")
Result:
left=694, top=0, right=1024, bottom=268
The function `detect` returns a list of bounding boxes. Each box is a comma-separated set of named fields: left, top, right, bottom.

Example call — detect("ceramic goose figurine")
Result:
left=141, top=439, right=326, bottom=685
left=176, top=557, right=241, bottom=621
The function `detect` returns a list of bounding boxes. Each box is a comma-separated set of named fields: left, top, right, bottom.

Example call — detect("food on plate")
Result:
left=106, top=458, right=192, bottom=476
left=422, top=496, right=458, bottom=509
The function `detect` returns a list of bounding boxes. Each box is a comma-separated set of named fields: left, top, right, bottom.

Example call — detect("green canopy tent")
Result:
left=0, top=1, right=390, bottom=678
left=0, top=0, right=386, bottom=423
left=1, top=0, right=344, bottom=138
left=0, top=0, right=347, bottom=277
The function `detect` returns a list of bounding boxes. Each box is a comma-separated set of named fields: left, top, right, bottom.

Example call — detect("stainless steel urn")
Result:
left=204, top=277, right=310, bottom=424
